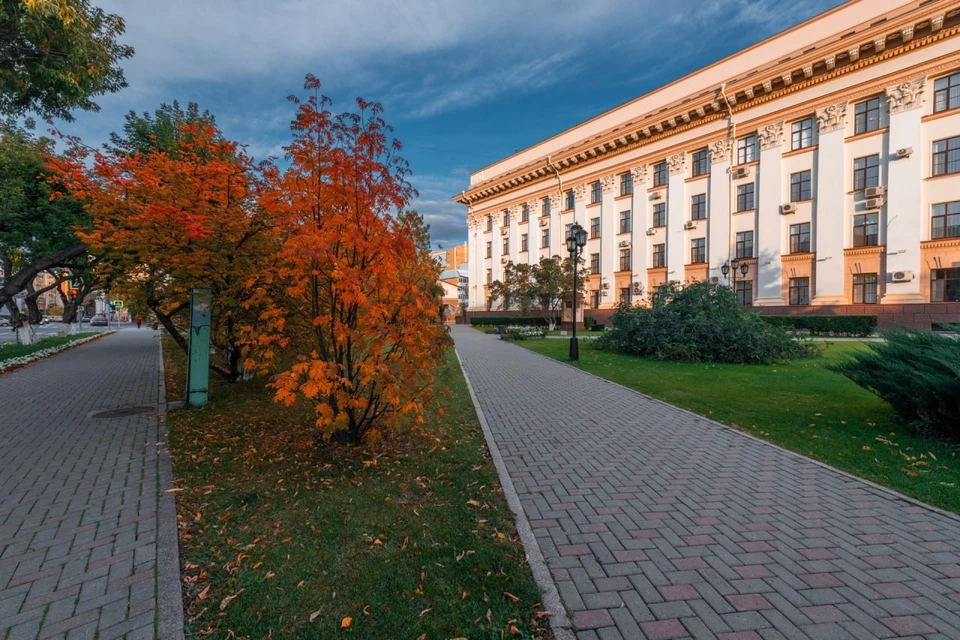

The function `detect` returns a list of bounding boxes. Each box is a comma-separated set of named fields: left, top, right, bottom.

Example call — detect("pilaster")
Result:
left=708, top=139, right=731, bottom=283
left=754, top=122, right=786, bottom=306
left=599, top=174, right=618, bottom=307
left=666, top=153, right=686, bottom=284
left=812, top=102, right=849, bottom=305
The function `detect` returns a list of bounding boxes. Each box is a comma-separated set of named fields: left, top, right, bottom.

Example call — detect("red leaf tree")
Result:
left=251, top=75, right=449, bottom=443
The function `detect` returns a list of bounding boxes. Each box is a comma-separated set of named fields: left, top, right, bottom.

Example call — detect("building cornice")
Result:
left=457, top=2, right=960, bottom=212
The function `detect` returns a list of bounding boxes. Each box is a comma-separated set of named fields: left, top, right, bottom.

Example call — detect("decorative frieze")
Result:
left=667, top=152, right=686, bottom=175
left=601, top=174, right=617, bottom=194
left=708, top=138, right=732, bottom=164
left=816, top=101, right=848, bottom=133
left=573, top=183, right=587, bottom=201
left=886, top=76, right=926, bottom=115
left=548, top=193, right=561, bottom=210
left=758, top=121, right=785, bottom=150
left=631, top=164, right=648, bottom=184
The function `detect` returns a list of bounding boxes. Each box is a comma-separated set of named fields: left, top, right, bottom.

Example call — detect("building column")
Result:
left=754, top=121, right=786, bottom=306
left=631, top=165, right=649, bottom=300
left=707, top=139, right=732, bottom=284
left=468, top=215, right=483, bottom=309
left=882, top=76, right=926, bottom=304
left=812, top=101, right=848, bottom=305
left=549, top=193, right=562, bottom=258
left=599, top=174, right=618, bottom=307
left=666, top=153, right=686, bottom=284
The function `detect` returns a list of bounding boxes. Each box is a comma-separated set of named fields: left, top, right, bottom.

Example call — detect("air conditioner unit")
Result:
left=865, top=198, right=885, bottom=209
left=683, top=221, right=697, bottom=230
left=632, top=282, right=642, bottom=295
left=896, top=147, right=913, bottom=159
left=539, top=219, right=549, bottom=227
left=500, top=227, right=509, bottom=236
left=865, top=186, right=886, bottom=198
left=891, top=270, right=914, bottom=283
left=732, top=166, right=751, bottom=179
left=650, top=191, right=663, bottom=201
left=710, top=276, right=720, bottom=284
left=646, top=227, right=657, bottom=236
left=500, top=257, right=509, bottom=264
left=602, top=283, right=610, bottom=290
left=618, top=240, right=631, bottom=248
left=781, top=203, right=798, bottom=215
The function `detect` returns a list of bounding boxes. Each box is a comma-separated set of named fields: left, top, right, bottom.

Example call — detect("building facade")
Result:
left=456, top=0, right=960, bottom=327
left=431, top=242, right=470, bottom=321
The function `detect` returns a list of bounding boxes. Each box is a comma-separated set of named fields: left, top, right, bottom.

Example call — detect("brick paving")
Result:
left=0, top=330, right=178, bottom=639
left=452, top=327, right=960, bottom=640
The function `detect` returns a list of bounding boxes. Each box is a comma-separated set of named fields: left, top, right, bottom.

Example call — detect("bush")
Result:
left=595, top=281, right=819, bottom=364
left=762, top=315, right=877, bottom=337
left=829, top=326, right=960, bottom=438
left=583, top=317, right=597, bottom=331
left=469, top=317, right=547, bottom=327
left=500, top=325, right=546, bottom=341
left=590, top=323, right=605, bottom=332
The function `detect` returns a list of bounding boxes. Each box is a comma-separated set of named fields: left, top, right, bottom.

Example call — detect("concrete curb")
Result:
left=156, top=334, right=186, bottom=639
left=453, top=349, right=576, bottom=640
left=515, top=340, right=960, bottom=526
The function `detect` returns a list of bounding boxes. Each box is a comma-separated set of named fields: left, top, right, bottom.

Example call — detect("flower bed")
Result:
left=0, top=332, right=113, bottom=374
left=499, top=325, right=546, bottom=341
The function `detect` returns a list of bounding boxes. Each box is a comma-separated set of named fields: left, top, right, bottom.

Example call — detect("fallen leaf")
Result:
left=310, top=609, right=322, bottom=623
left=504, top=592, right=520, bottom=602
left=219, top=589, right=244, bottom=611
left=419, top=608, right=432, bottom=617
left=341, top=616, right=352, bottom=628
left=197, top=584, right=210, bottom=600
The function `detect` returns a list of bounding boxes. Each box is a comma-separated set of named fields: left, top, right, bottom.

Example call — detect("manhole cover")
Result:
left=93, top=405, right=156, bottom=419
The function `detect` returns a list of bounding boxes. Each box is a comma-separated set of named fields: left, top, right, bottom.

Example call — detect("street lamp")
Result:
left=721, top=257, right=750, bottom=304
left=566, top=222, right=588, bottom=360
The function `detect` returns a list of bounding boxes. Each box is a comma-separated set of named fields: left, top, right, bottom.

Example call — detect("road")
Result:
left=0, top=322, right=133, bottom=345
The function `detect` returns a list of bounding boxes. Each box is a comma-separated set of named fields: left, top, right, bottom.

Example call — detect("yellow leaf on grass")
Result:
left=197, top=584, right=210, bottom=600
left=467, top=499, right=481, bottom=507
left=341, top=616, right=353, bottom=628
left=219, top=588, right=244, bottom=611
left=309, top=609, right=323, bottom=623
left=504, top=592, right=520, bottom=602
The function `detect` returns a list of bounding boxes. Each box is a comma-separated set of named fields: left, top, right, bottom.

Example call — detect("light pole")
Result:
left=566, top=223, right=588, bottom=361
left=721, top=258, right=750, bottom=303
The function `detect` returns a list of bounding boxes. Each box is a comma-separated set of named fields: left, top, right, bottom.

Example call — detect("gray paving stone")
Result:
left=453, top=327, right=960, bottom=639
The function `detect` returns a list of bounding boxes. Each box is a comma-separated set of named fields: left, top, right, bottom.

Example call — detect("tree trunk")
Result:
left=0, top=243, right=87, bottom=310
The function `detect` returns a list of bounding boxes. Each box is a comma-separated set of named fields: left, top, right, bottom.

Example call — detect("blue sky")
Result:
left=63, top=0, right=845, bottom=248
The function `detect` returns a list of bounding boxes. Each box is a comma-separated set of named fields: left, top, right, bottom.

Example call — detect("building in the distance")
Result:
left=456, top=0, right=960, bottom=328
left=431, top=243, right=469, bottom=322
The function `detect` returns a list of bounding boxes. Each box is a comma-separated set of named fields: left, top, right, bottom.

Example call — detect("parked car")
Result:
left=0, top=317, right=9, bottom=327
left=90, top=315, right=108, bottom=327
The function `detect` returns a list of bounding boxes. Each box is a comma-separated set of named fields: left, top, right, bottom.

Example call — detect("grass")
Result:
left=162, top=336, right=551, bottom=639
left=517, top=337, right=960, bottom=514
left=0, top=332, right=99, bottom=364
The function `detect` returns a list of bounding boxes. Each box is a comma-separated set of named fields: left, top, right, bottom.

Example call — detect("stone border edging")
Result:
left=453, top=349, right=576, bottom=640
left=0, top=330, right=114, bottom=374
left=521, top=341, right=960, bottom=526
left=156, top=335, right=186, bottom=639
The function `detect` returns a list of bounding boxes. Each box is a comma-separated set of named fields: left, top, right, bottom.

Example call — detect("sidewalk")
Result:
left=452, top=327, right=960, bottom=640
left=0, top=329, right=182, bottom=640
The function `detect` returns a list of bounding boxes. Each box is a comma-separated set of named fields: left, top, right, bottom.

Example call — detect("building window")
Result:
left=932, top=201, right=960, bottom=239
left=653, top=161, right=668, bottom=187
left=652, top=243, right=666, bottom=268
left=790, top=223, right=810, bottom=254
left=521, top=204, right=529, bottom=222
left=619, top=287, right=631, bottom=305
left=791, top=118, right=814, bottom=150
left=503, top=237, right=509, bottom=255
left=590, top=217, right=601, bottom=239
left=653, top=203, right=666, bottom=227
left=619, top=248, right=632, bottom=271
left=690, top=238, right=706, bottom=264
left=933, top=136, right=960, bottom=177
left=590, top=181, right=602, bottom=204
left=565, top=190, right=575, bottom=211
left=619, top=210, right=631, bottom=234
left=932, top=268, right=960, bottom=302
left=620, top=172, right=633, bottom=196
left=590, top=253, right=600, bottom=274
left=853, top=273, right=878, bottom=304
left=565, top=223, right=572, bottom=240
left=736, top=183, right=755, bottom=212
left=541, top=197, right=551, bottom=217
left=485, top=241, right=492, bottom=258
left=692, top=149, right=709, bottom=177
left=521, top=234, right=528, bottom=252
left=486, top=269, right=492, bottom=284
left=790, top=170, right=812, bottom=202
left=737, top=134, right=758, bottom=164
left=735, top=231, right=754, bottom=259
left=853, top=155, right=880, bottom=190
left=589, top=290, right=601, bottom=309
left=854, top=97, right=881, bottom=134
left=736, top=280, right=753, bottom=307
left=541, top=228, right=550, bottom=248
left=852, top=213, right=879, bottom=247
left=934, top=71, right=960, bottom=114
left=486, top=216, right=493, bottom=232
left=503, top=211, right=511, bottom=226
left=691, top=194, right=706, bottom=220
left=789, top=277, right=810, bottom=305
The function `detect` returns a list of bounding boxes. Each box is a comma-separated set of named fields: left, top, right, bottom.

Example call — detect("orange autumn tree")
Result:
left=252, top=75, right=449, bottom=443
left=51, top=123, right=275, bottom=381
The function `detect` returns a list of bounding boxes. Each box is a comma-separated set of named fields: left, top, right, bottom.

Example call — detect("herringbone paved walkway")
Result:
left=453, top=327, right=960, bottom=640
left=0, top=330, right=175, bottom=639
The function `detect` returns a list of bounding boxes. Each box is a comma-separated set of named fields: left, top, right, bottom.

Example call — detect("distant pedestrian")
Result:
left=136, top=315, right=142, bottom=329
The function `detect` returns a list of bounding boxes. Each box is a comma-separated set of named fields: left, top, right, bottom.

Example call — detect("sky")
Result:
left=62, top=0, right=846, bottom=249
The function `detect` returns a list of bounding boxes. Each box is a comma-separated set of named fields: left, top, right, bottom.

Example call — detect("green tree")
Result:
left=108, top=100, right=218, bottom=156
left=0, top=0, right=133, bottom=121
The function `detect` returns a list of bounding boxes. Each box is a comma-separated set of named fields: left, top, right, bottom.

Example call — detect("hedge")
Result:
left=469, top=316, right=548, bottom=327
left=761, top=315, right=877, bottom=337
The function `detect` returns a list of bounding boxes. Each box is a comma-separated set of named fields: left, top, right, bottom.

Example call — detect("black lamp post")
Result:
left=721, top=257, right=750, bottom=303
left=566, top=222, right=588, bottom=360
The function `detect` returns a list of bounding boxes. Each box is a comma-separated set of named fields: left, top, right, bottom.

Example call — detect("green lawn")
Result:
left=518, top=338, right=960, bottom=514
left=0, top=332, right=99, bottom=366
left=163, top=337, right=551, bottom=639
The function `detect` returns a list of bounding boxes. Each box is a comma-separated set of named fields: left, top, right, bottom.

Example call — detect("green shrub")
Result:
left=500, top=326, right=546, bottom=341
left=583, top=317, right=597, bottom=331
left=829, top=326, right=960, bottom=438
left=589, top=323, right=605, bottom=332
left=469, top=317, right=547, bottom=327
left=762, top=315, right=877, bottom=337
left=595, top=281, right=819, bottom=364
